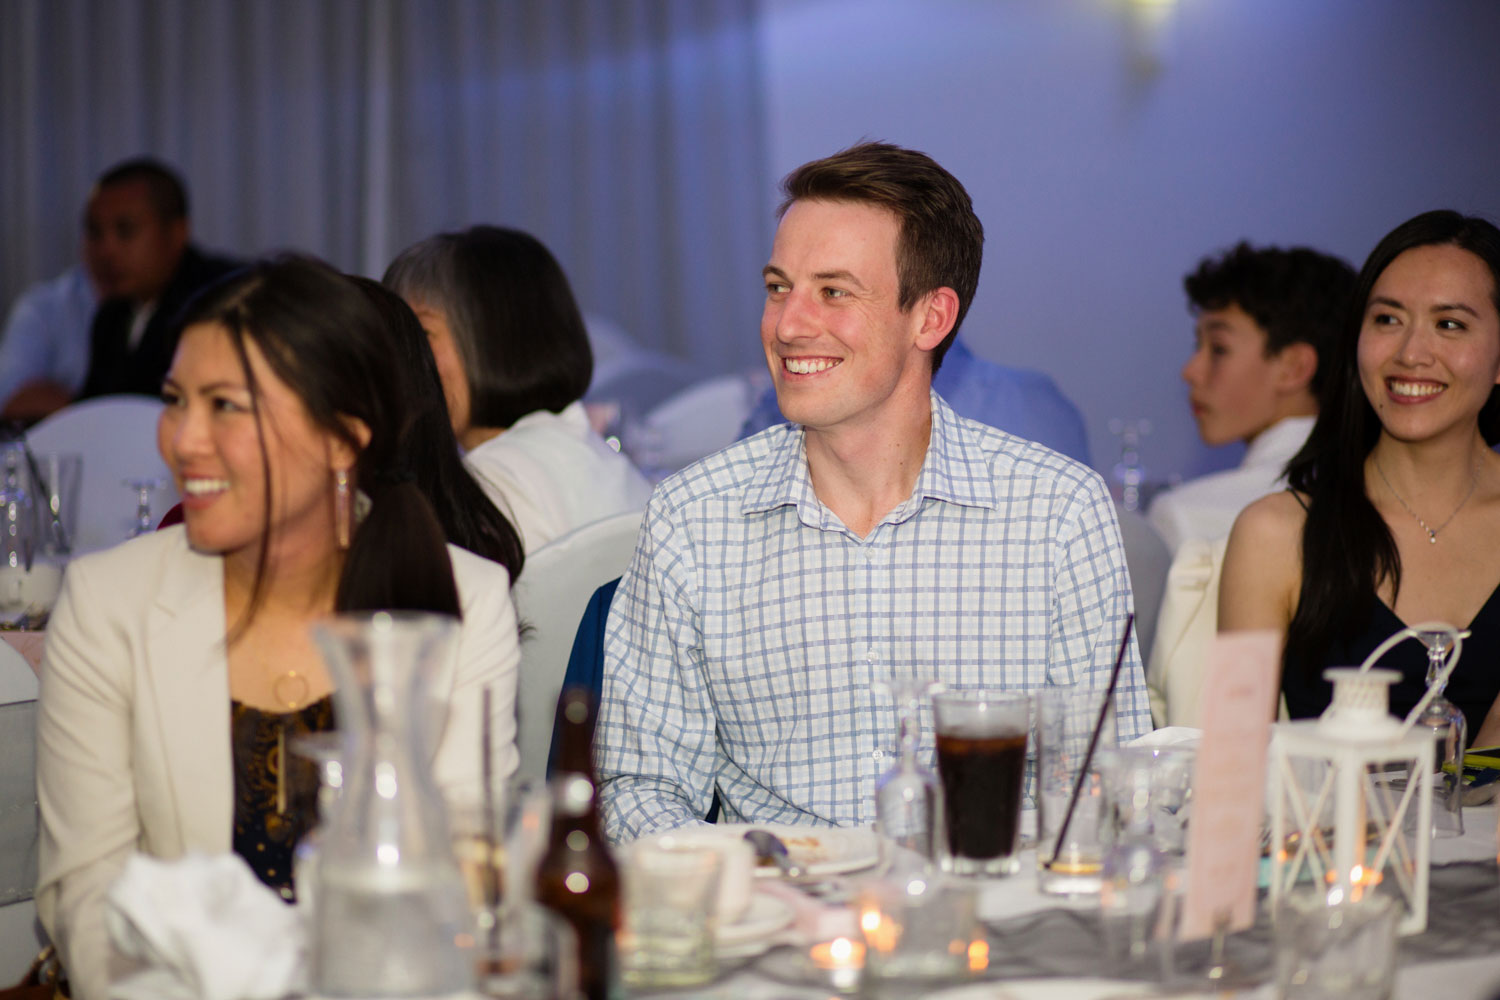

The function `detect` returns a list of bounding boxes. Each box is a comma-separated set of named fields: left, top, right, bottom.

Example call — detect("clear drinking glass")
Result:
left=1411, top=628, right=1465, bottom=839
left=1036, top=685, right=1116, bottom=895
left=1099, top=748, right=1170, bottom=977
left=124, top=477, right=164, bottom=537
left=857, top=869, right=980, bottom=987
left=871, top=676, right=940, bottom=860
left=620, top=843, right=721, bottom=989
left=0, top=444, right=39, bottom=617
left=1273, top=889, right=1399, bottom=1000
left=932, top=690, right=1029, bottom=877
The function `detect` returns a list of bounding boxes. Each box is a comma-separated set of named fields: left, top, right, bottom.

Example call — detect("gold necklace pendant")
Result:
left=273, top=669, right=311, bottom=711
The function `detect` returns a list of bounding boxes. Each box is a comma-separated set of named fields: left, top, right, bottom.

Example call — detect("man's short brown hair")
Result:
left=779, top=141, right=983, bottom=373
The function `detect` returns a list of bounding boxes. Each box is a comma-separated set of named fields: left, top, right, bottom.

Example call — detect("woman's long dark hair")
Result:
left=1284, top=210, right=1500, bottom=674
left=347, top=277, right=525, bottom=579
left=173, top=255, right=517, bottom=630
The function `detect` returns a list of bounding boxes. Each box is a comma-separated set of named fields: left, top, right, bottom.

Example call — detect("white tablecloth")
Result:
left=645, top=807, right=1500, bottom=1000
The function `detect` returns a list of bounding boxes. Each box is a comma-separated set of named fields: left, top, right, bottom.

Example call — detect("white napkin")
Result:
left=105, top=852, right=307, bottom=1000
left=1126, top=726, right=1202, bottom=749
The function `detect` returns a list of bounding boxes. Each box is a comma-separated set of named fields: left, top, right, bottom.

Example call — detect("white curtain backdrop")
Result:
left=0, top=0, right=770, bottom=373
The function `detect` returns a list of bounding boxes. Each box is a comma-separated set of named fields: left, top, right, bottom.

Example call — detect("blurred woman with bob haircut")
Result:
left=385, top=225, right=651, bottom=551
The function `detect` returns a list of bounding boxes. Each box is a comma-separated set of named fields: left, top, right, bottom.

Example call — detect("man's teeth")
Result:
left=785, top=358, right=841, bottom=375
left=183, top=478, right=230, bottom=496
left=1388, top=380, right=1444, bottom=398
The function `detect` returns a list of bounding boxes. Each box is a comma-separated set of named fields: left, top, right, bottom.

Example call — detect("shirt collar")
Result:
left=741, top=391, right=999, bottom=524
left=1243, top=414, right=1316, bottom=470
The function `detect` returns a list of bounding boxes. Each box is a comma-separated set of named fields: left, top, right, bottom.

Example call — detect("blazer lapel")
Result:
left=144, top=539, right=232, bottom=854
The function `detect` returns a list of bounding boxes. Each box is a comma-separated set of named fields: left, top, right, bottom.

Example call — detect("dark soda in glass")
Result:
left=936, top=731, right=1027, bottom=870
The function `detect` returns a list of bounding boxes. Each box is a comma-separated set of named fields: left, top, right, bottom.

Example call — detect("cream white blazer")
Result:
left=35, top=527, right=519, bottom=1000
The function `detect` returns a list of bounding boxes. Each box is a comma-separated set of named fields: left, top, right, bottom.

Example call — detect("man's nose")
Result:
left=772, top=289, right=817, bottom=342
left=1181, top=348, right=1204, bottom=385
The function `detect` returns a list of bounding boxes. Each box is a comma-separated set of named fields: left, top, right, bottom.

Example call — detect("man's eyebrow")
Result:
left=762, top=264, right=789, bottom=281
left=813, top=269, right=867, bottom=290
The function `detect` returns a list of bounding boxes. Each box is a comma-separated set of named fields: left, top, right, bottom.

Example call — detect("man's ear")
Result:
left=166, top=217, right=190, bottom=258
left=1273, top=341, right=1318, bottom=395
left=914, top=286, right=960, bottom=352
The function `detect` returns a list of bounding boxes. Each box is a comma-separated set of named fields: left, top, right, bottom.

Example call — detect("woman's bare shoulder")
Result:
left=1220, top=490, right=1305, bottom=632
left=1231, top=490, right=1308, bottom=543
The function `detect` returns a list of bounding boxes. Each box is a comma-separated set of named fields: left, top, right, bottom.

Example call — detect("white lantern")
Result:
left=1267, top=623, right=1464, bottom=936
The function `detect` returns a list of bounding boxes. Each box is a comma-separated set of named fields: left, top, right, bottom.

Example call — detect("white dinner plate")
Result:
left=715, top=823, right=882, bottom=877
left=715, top=891, right=796, bottom=959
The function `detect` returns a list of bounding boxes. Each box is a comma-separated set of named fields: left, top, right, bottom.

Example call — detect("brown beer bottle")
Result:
left=534, top=690, right=620, bottom=1000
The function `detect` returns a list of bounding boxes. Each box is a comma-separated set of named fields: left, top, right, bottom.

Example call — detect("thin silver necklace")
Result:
left=1374, top=456, right=1478, bottom=544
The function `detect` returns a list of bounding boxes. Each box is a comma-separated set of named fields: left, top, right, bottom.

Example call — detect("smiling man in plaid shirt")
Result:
left=595, top=142, right=1149, bottom=842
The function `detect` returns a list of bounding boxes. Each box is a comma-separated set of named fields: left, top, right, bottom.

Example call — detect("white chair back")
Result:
left=1146, top=536, right=1228, bottom=728
left=1115, top=502, right=1171, bottom=664
left=636, top=373, right=759, bottom=471
left=511, top=510, right=644, bottom=783
left=0, top=641, right=42, bottom=979
left=26, top=395, right=180, bottom=556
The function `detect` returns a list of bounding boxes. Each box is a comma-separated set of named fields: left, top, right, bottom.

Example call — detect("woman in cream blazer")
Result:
left=35, top=259, right=525, bottom=1000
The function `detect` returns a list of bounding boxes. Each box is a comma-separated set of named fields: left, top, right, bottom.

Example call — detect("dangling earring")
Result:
left=334, top=468, right=352, bottom=550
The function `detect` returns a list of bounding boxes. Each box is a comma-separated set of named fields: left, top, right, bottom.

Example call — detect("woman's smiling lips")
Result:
left=1385, top=376, right=1446, bottom=403
left=179, top=476, right=230, bottom=507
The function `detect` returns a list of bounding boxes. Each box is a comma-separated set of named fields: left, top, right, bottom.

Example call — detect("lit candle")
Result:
left=809, top=936, right=865, bottom=991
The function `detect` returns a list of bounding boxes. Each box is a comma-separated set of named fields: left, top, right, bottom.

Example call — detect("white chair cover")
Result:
left=0, top=640, right=43, bottom=979
left=1146, top=536, right=1228, bottom=728
left=25, top=395, right=180, bottom=556
left=510, top=509, right=644, bottom=783
left=1115, top=502, right=1171, bottom=664
left=635, top=373, right=759, bottom=472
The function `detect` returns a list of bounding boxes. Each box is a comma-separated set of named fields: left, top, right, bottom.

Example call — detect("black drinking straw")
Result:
left=1044, top=612, right=1134, bottom=869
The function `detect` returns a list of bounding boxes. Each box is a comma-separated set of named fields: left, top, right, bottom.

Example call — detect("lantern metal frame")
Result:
left=1267, top=622, right=1464, bottom=937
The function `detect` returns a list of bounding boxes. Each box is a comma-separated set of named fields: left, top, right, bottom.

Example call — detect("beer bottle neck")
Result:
left=553, top=689, right=600, bottom=780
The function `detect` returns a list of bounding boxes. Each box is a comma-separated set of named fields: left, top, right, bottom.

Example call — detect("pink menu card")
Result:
left=1179, top=629, right=1280, bottom=940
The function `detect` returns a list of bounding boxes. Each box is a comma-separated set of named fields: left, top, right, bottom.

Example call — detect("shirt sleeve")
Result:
left=593, top=493, right=718, bottom=842
left=1048, top=471, right=1153, bottom=742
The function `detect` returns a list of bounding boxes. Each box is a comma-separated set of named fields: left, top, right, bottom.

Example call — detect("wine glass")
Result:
left=871, top=674, right=941, bottom=860
left=1412, top=627, right=1467, bottom=838
left=124, top=477, right=164, bottom=537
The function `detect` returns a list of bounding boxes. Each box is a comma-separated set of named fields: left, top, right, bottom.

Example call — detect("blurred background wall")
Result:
left=4, top=0, right=1500, bottom=483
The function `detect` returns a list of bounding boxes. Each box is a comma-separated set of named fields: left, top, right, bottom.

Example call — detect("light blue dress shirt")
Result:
left=597, top=392, right=1148, bottom=842
left=738, top=338, right=1093, bottom=467
left=0, top=266, right=96, bottom=407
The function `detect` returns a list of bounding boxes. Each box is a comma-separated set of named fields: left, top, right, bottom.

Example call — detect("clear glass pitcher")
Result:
left=309, top=611, right=473, bottom=997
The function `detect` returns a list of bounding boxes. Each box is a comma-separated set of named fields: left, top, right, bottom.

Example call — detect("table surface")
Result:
left=642, top=807, right=1500, bottom=1000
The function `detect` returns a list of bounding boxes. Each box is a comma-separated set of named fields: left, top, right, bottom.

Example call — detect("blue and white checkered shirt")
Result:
left=596, top=392, right=1150, bottom=842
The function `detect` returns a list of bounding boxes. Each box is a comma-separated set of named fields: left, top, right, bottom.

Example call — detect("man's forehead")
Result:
left=1196, top=304, right=1262, bottom=336
left=768, top=198, right=901, bottom=272
left=86, top=180, right=159, bottom=222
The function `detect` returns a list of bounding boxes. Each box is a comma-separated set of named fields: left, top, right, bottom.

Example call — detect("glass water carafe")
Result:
left=309, top=611, right=473, bottom=997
